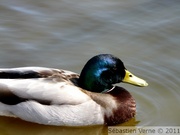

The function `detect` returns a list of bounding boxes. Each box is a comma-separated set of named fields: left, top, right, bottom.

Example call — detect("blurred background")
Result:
left=0, top=0, right=179, bottom=135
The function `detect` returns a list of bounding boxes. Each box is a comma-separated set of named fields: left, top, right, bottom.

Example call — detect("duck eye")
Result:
left=129, top=74, right=132, bottom=77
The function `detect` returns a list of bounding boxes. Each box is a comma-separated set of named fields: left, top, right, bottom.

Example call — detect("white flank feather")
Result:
left=0, top=67, right=105, bottom=126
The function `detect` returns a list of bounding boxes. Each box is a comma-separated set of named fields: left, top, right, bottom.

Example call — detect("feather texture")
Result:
left=0, top=54, right=148, bottom=126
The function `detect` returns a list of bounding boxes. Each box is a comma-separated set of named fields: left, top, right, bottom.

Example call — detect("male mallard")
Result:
left=0, top=54, right=148, bottom=126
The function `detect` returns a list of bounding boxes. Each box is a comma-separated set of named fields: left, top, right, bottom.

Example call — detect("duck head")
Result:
left=79, top=54, right=148, bottom=92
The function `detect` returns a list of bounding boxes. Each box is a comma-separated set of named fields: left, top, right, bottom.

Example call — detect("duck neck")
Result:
left=79, top=67, right=112, bottom=93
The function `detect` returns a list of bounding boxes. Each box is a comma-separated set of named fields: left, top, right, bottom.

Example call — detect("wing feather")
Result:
left=0, top=67, right=89, bottom=105
left=0, top=67, right=77, bottom=78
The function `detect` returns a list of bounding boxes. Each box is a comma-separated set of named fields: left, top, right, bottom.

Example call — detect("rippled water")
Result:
left=0, top=0, right=180, bottom=134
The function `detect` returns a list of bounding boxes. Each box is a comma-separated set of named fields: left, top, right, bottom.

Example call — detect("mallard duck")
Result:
left=0, top=54, right=148, bottom=126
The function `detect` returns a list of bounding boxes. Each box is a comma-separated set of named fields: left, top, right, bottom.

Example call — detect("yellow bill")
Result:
left=122, top=70, right=148, bottom=87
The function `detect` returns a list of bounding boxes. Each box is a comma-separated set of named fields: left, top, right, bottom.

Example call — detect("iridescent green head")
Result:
left=79, top=54, right=148, bottom=93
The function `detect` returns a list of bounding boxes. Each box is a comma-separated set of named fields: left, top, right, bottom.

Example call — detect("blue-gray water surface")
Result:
left=0, top=0, right=179, bottom=135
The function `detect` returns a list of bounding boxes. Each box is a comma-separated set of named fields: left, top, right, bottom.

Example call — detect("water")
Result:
left=0, top=0, right=180, bottom=134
